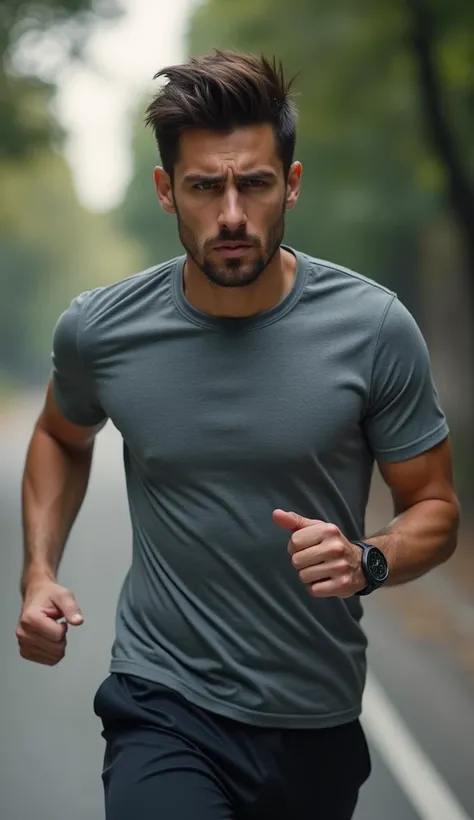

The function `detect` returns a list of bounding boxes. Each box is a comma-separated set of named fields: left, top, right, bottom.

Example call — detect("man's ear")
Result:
left=154, top=167, right=176, bottom=214
left=285, top=161, right=302, bottom=211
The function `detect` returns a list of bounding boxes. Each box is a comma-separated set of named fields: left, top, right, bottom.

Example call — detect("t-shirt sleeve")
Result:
left=51, top=292, right=107, bottom=427
left=363, top=295, right=449, bottom=463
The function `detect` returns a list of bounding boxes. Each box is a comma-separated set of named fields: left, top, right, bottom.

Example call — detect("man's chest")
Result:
left=96, top=330, right=368, bottom=482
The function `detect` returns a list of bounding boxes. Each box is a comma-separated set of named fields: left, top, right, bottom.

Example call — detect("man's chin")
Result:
left=202, top=261, right=265, bottom=289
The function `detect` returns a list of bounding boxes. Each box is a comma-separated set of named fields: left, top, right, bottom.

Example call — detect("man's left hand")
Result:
left=273, top=509, right=366, bottom=598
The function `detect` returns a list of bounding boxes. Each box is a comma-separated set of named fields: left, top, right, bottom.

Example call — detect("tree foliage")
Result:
left=115, top=115, right=183, bottom=269
left=0, top=146, right=141, bottom=382
left=0, top=0, right=122, bottom=159
left=0, top=1, right=140, bottom=386
left=0, top=0, right=134, bottom=383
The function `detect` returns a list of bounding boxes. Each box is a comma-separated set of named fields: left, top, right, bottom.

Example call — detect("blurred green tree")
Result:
left=406, top=0, right=474, bottom=292
left=0, top=0, right=137, bottom=386
left=0, top=147, right=142, bottom=382
left=115, top=117, right=182, bottom=267
left=0, top=0, right=121, bottom=159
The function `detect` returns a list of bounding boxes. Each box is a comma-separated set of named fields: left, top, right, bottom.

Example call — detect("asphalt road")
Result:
left=1, top=398, right=473, bottom=820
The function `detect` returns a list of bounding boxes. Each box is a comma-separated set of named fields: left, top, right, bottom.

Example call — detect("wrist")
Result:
left=364, top=533, right=397, bottom=569
left=353, top=564, right=367, bottom=594
left=352, top=540, right=390, bottom=595
left=21, top=566, right=57, bottom=599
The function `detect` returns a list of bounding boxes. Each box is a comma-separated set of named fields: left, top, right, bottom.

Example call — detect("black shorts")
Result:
left=93, top=673, right=371, bottom=820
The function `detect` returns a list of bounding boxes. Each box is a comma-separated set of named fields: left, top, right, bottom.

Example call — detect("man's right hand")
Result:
left=16, top=581, right=84, bottom=666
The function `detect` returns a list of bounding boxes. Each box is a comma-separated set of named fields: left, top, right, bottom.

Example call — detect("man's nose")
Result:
left=217, top=186, right=247, bottom=232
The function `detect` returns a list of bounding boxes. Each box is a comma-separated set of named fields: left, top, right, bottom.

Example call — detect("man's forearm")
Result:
left=365, top=498, right=460, bottom=586
left=21, top=424, right=93, bottom=597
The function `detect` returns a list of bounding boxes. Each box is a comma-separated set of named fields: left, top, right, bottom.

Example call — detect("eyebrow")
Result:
left=183, top=169, right=278, bottom=184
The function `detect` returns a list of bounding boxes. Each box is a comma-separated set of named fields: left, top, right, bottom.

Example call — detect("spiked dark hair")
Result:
left=144, top=50, right=298, bottom=178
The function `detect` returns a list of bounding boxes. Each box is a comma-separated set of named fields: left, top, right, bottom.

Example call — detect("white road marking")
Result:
left=362, top=672, right=472, bottom=820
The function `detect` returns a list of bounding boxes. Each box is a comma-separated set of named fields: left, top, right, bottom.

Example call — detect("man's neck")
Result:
left=183, top=247, right=297, bottom=319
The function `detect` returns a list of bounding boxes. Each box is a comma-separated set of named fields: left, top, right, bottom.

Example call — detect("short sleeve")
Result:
left=363, top=296, right=449, bottom=463
left=51, top=292, right=107, bottom=427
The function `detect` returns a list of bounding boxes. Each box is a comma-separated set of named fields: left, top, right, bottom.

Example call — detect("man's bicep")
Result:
left=377, top=438, right=456, bottom=515
left=39, top=380, right=106, bottom=449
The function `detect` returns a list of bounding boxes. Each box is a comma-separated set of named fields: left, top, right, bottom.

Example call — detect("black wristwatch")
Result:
left=352, top=541, right=389, bottom=596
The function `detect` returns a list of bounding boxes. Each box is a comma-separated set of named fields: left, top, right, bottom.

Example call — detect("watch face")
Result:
left=367, top=548, right=389, bottom=582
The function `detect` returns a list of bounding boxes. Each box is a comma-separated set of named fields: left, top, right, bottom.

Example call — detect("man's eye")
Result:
left=194, top=181, right=219, bottom=191
left=241, top=179, right=266, bottom=188
left=193, top=179, right=266, bottom=191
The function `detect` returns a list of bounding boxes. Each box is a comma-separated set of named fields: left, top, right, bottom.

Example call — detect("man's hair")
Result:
left=144, top=50, right=298, bottom=178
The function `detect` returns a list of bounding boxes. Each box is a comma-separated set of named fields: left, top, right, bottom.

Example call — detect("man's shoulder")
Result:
left=68, top=256, right=183, bottom=332
left=82, top=256, right=181, bottom=313
left=296, top=249, right=396, bottom=311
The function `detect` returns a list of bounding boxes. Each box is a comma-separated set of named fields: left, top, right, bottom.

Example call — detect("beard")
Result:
left=176, top=206, right=286, bottom=289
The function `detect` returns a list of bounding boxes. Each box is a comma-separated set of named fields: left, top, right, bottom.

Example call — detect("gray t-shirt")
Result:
left=52, top=247, right=448, bottom=729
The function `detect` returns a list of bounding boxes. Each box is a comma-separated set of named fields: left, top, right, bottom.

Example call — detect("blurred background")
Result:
left=1, top=1, right=473, bottom=819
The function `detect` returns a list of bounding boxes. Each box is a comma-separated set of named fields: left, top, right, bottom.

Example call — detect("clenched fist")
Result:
left=16, top=581, right=83, bottom=666
left=273, top=509, right=366, bottom=598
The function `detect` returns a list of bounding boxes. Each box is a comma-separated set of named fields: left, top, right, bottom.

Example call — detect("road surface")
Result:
left=1, top=397, right=473, bottom=819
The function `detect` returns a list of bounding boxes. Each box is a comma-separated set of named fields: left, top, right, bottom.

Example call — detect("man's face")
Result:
left=155, top=124, right=301, bottom=288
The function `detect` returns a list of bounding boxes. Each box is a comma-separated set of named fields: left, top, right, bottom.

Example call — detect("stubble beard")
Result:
left=176, top=206, right=286, bottom=289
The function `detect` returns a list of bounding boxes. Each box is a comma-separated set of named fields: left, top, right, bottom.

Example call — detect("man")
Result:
left=17, top=51, right=459, bottom=819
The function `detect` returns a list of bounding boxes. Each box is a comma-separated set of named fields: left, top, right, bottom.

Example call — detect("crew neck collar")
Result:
left=171, top=246, right=307, bottom=332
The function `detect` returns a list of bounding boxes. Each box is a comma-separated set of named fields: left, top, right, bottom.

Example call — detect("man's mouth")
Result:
left=214, top=242, right=253, bottom=256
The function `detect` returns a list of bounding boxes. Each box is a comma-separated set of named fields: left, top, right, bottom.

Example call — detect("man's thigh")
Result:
left=101, top=726, right=235, bottom=820
left=94, top=675, right=237, bottom=820
left=273, top=720, right=371, bottom=820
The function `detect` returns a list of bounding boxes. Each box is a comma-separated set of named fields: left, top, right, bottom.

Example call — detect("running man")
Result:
left=17, top=50, right=459, bottom=819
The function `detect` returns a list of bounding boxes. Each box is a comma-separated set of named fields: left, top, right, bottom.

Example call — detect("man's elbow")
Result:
left=439, top=495, right=461, bottom=563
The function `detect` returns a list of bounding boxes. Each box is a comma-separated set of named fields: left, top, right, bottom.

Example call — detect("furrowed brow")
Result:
left=183, top=169, right=278, bottom=185
left=183, top=173, right=225, bottom=185
left=236, top=170, right=278, bottom=181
